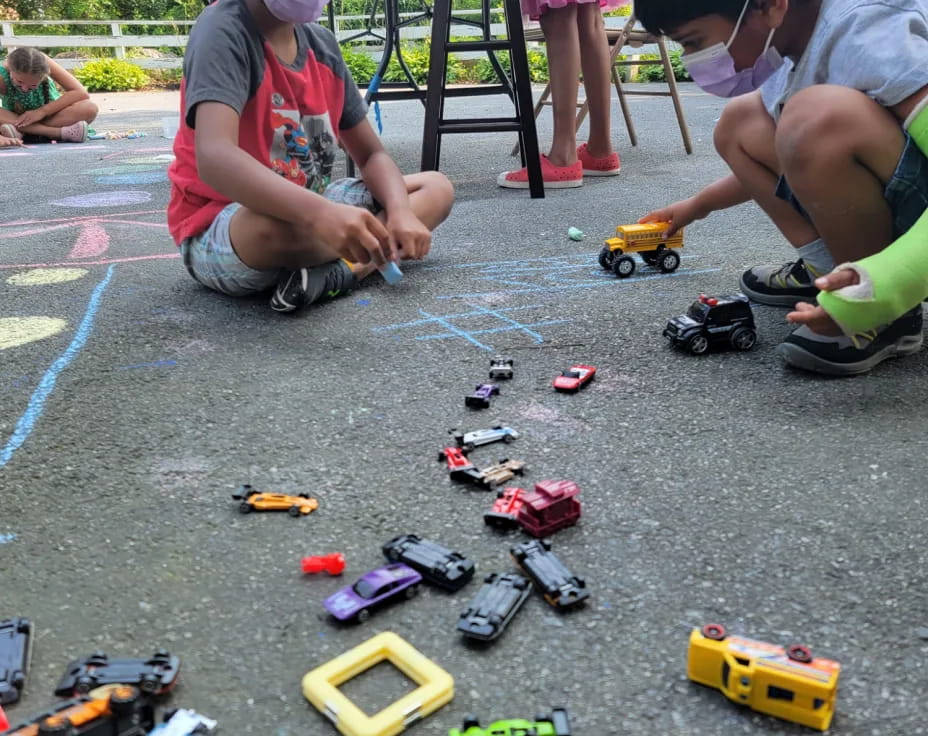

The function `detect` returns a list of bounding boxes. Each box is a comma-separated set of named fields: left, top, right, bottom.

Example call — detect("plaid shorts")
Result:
left=180, top=178, right=381, bottom=297
left=776, top=133, right=928, bottom=239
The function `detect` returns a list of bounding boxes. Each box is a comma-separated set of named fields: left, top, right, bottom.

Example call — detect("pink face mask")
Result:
left=680, top=0, right=784, bottom=98
left=263, top=0, right=330, bottom=24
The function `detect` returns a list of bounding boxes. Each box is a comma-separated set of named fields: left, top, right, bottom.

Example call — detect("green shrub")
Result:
left=383, top=43, right=464, bottom=85
left=342, top=47, right=378, bottom=85
left=75, top=58, right=149, bottom=92
left=475, top=51, right=548, bottom=84
left=634, top=49, right=691, bottom=83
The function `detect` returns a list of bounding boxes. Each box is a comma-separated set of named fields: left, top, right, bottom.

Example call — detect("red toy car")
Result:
left=438, top=446, right=483, bottom=483
left=552, top=365, right=596, bottom=392
left=516, top=480, right=582, bottom=537
left=301, top=553, right=346, bottom=575
left=484, top=486, right=526, bottom=529
left=0, top=703, right=8, bottom=732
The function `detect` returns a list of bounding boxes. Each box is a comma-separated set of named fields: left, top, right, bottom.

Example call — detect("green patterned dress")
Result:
left=0, top=65, right=60, bottom=114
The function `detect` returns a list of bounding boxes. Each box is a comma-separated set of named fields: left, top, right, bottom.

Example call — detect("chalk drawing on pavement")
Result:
left=372, top=302, right=567, bottom=351
left=51, top=191, right=153, bottom=208
left=0, top=317, right=68, bottom=351
left=94, top=171, right=169, bottom=187
left=0, top=265, right=115, bottom=470
left=421, top=253, right=720, bottom=300
left=6, top=268, right=89, bottom=285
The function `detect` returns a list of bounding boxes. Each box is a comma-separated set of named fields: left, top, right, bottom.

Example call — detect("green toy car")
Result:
left=448, top=707, right=571, bottom=736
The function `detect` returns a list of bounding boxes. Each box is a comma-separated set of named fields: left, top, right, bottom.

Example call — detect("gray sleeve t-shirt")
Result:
left=762, top=0, right=928, bottom=120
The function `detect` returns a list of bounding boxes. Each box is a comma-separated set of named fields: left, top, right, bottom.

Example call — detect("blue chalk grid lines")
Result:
left=371, top=253, right=718, bottom=351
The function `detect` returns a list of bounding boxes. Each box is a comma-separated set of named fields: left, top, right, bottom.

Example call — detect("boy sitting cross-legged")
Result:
left=167, top=0, right=454, bottom=312
left=638, top=0, right=928, bottom=375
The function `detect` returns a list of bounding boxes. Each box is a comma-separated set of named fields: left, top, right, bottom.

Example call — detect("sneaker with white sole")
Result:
left=740, top=258, right=821, bottom=306
left=776, top=306, right=924, bottom=376
left=269, top=260, right=358, bottom=313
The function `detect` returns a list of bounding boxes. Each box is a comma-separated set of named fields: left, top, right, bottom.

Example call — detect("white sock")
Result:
left=796, top=238, right=834, bottom=276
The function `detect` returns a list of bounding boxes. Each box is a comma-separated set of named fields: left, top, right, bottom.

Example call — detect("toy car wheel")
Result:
left=38, top=718, right=75, bottom=736
left=641, top=250, right=659, bottom=266
left=16, top=619, right=31, bottom=633
left=404, top=584, right=420, bottom=600
left=686, top=334, right=710, bottom=355
left=463, top=443, right=475, bottom=452
left=535, top=712, right=552, bottom=724
left=597, top=246, right=614, bottom=270
left=356, top=609, right=371, bottom=623
left=787, top=644, right=813, bottom=663
left=612, top=255, right=636, bottom=278
left=462, top=715, right=481, bottom=729
left=729, top=327, right=757, bottom=351
left=74, top=675, right=96, bottom=694
left=502, top=434, right=514, bottom=443
left=658, top=250, right=681, bottom=273
left=438, top=450, right=446, bottom=462
left=139, top=673, right=160, bottom=693
left=702, top=623, right=727, bottom=641
left=238, top=502, right=252, bottom=514
left=109, top=685, right=141, bottom=715
left=288, top=505, right=301, bottom=517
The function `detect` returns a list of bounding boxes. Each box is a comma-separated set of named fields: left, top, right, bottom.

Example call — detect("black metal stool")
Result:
left=421, top=0, right=544, bottom=198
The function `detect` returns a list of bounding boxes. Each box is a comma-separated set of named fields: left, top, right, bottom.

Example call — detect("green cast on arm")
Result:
left=816, top=101, right=928, bottom=334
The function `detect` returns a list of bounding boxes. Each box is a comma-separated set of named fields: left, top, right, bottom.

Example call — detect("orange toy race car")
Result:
left=4, top=685, right=154, bottom=736
left=232, top=484, right=319, bottom=517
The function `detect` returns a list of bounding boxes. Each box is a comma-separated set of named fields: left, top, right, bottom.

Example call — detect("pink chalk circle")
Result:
left=51, top=191, right=153, bottom=208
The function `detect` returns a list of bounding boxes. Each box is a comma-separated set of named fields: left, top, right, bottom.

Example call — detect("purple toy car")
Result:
left=466, top=383, right=500, bottom=409
left=323, top=563, right=422, bottom=623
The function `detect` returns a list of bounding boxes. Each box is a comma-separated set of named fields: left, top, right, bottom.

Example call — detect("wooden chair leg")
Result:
left=658, top=37, right=693, bottom=154
left=612, top=63, right=637, bottom=147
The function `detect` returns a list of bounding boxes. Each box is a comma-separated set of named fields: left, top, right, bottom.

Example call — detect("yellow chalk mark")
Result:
left=0, top=317, right=68, bottom=350
left=6, top=268, right=89, bottom=286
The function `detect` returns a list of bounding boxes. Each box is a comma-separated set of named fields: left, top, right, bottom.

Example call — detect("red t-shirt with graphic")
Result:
left=167, top=0, right=367, bottom=244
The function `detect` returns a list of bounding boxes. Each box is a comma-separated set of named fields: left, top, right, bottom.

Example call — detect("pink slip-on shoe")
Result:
left=577, top=143, right=621, bottom=176
left=497, top=154, right=583, bottom=189
left=60, top=121, right=88, bottom=143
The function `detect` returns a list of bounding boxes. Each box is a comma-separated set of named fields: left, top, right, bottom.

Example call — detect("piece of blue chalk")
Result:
left=379, top=261, right=403, bottom=285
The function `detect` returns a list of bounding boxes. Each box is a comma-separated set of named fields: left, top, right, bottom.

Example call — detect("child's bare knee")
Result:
left=426, top=171, right=454, bottom=208
left=84, top=101, right=99, bottom=122
left=776, top=86, right=864, bottom=170
left=713, top=94, right=764, bottom=159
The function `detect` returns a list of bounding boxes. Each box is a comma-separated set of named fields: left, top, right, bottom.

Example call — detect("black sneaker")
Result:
left=269, top=260, right=357, bottom=313
left=740, top=259, right=821, bottom=306
left=777, top=307, right=924, bottom=376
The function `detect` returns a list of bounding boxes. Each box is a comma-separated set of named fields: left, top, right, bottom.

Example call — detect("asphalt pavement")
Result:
left=0, top=84, right=926, bottom=736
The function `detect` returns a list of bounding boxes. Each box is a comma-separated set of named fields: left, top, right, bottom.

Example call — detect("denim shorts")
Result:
left=180, top=178, right=381, bottom=297
left=776, top=133, right=928, bottom=238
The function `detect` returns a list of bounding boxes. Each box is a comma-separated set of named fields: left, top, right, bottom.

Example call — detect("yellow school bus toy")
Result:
left=687, top=624, right=840, bottom=731
left=599, top=222, right=684, bottom=278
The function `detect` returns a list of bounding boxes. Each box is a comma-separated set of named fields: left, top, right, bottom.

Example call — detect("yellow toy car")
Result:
left=232, top=484, right=319, bottom=517
left=687, top=623, right=840, bottom=731
left=600, top=222, right=684, bottom=278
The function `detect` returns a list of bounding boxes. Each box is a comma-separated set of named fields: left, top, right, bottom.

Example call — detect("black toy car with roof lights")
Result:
left=0, top=617, right=32, bottom=705
left=54, top=651, right=180, bottom=697
left=663, top=293, right=757, bottom=355
left=510, top=539, right=588, bottom=610
left=382, top=534, right=475, bottom=592
left=456, top=573, right=532, bottom=641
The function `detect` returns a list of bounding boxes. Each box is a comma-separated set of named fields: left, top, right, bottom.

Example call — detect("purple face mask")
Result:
left=264, top=0, right=330, bottom=24
left=680, top=0, right=784, bottom=98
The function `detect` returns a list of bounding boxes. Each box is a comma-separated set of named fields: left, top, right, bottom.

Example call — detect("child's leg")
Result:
left=540, top=3, right=581, bottom=167
left=713, top=92, right=819, bottom=248
left=228, top=171, right=452, bottom=272
left=42, top=100, right=99, bottom=127
left=775, top=85, right=905, bottom=263
left=576, top=2, right=614, bottom=159
left=0, top=108, right=60, bottom=139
